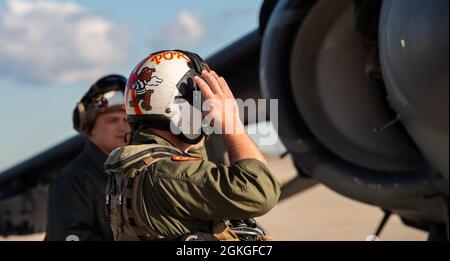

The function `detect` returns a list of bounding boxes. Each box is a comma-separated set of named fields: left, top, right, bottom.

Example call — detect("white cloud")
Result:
left=0, top=0, right=130, bottom=85
left=164, top=10, right=206, bottom=46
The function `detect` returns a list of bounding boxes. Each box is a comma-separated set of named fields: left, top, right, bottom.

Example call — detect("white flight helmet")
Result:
left=125, top=50, right=209, bottom=144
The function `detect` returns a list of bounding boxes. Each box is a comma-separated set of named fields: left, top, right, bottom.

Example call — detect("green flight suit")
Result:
left=112, top=132, right=281, bottom=237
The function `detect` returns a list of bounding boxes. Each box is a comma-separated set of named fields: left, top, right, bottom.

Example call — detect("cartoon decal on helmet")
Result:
left=129, top=67, right=163, bottom=111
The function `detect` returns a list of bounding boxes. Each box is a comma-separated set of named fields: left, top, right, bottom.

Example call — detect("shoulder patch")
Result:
left=171, top=155, right=202, bottom=162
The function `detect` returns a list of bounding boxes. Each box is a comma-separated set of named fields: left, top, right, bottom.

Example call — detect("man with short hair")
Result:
left=46, top=75, right=131, bottom=241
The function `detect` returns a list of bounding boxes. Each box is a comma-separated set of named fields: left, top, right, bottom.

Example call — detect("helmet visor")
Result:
left=92, top=90, right=124, bottom=110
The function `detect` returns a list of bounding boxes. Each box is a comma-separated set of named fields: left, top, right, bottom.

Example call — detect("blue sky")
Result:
left=0, top=0, right=263, bottom=171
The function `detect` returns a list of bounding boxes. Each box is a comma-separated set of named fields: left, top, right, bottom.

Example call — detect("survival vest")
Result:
left=104, top=144, right=273, bottom=241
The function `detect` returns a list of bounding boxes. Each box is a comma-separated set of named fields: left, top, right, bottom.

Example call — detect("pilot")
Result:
left=104, top=50, right=281, bottom=240
left=46, top=75, right=131, bottom=241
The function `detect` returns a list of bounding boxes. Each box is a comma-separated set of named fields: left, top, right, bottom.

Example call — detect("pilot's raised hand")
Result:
left=194, top=70, right=267, bottom=166
left=194, top=70, right=244, bottom=135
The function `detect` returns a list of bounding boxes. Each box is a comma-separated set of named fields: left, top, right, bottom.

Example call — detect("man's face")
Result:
left=88, top=110, right=131, bottom=155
